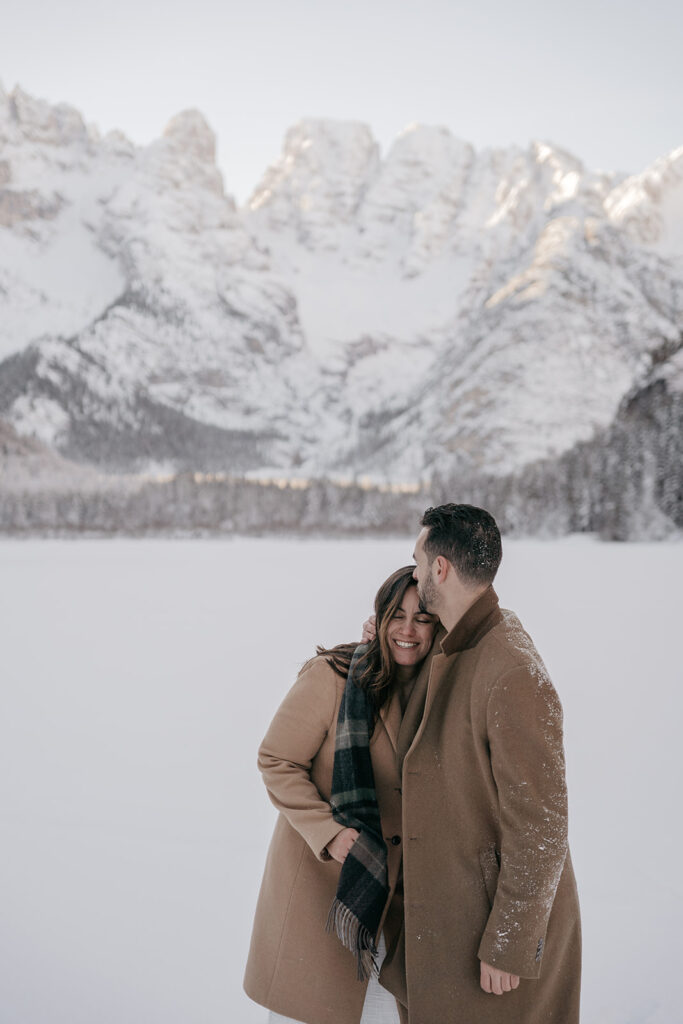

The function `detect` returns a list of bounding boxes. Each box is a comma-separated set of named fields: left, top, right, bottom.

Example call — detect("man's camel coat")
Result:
left=243, top=655, right=406, bottom=1024
left=379, top=586, right=581, bottom=1024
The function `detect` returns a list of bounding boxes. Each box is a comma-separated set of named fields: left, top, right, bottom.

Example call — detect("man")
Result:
left=372, top=504, right=581, bottom=1023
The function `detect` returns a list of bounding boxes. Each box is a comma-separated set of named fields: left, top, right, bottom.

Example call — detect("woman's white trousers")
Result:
left=267, top=933, right=400, bottom=1024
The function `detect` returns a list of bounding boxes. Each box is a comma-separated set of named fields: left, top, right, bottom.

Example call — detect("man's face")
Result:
left=412, top=528, right=439, bottom=613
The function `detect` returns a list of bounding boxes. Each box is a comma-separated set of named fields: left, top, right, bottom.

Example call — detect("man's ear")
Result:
left=434, top=555, right=449, bottom=581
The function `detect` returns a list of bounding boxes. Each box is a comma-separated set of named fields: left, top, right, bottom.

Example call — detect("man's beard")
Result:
left=417, top=573, right=439, bottom=614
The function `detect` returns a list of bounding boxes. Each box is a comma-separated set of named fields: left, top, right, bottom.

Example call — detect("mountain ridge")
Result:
left=1, top=82, right=681, bottom=535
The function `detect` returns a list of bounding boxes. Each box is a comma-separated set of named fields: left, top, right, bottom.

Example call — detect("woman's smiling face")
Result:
left=385, top=584, right=436, bottom=669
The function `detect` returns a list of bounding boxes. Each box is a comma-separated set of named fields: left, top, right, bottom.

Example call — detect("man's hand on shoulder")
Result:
left=480, top=961, right=520, bottom=995
left=361, top=614, right=376, bottom=644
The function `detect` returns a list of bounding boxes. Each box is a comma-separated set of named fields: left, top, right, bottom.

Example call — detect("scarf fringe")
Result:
left=326, top=898, right=379, bottom=982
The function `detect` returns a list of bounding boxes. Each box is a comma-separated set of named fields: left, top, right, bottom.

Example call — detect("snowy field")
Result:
left=1, top=536, right=681, bottom=1024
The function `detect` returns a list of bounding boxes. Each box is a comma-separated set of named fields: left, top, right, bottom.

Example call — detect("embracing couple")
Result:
left=244, top=504, right=581, bottom=1024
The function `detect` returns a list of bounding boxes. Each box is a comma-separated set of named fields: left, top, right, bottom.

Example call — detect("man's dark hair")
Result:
left=420, top=504, right=502, bottom=586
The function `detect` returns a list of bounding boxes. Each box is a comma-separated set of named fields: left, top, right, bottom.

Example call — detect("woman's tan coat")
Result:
left=243, top=655, right=406, bottom=1024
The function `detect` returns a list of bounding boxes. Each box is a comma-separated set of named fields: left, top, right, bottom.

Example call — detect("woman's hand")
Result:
left=326, top=828, right=360, bottom=864
left=361, top=615, right=376, bottom=643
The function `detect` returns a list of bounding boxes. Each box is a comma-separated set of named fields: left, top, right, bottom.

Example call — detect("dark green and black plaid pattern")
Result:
left=327, top=645, right=389, bottom=980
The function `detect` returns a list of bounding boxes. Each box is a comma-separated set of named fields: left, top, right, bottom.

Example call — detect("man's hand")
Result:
left=480, top=961, right=520, bottom=995
left=361, top=614, right=376, bottom=644
left=326, top=828, right=359, bottom=864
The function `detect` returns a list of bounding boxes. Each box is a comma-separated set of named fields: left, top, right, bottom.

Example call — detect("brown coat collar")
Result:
left=378, top=690, right=401, bottom=753
left=395, top=589, right=501, bottom=766
left=440, top=586, right=503, bottom=656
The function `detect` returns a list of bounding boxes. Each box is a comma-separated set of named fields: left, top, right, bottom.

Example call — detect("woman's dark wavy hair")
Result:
left=316, top=566, right=435, bottom=717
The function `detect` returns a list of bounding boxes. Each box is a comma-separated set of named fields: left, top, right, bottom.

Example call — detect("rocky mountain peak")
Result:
left=388, top=122, right=472, bottom=165
left=5, top=85, right=91, bottom=147
left=531, top=139, right=583, bottom=172
left=163, top=108, right=217, bottom=164
left=276, top=117, right=379, bottom=182
left=604, top=144, right=683, bottom=256
left=247, top=119, right=380, bottom=244
left=0, top=83, right=682, bottom=539
left=144, top=108, right=225, bottom=196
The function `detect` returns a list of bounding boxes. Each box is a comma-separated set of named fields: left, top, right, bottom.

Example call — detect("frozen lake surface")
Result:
left=1, top=536, right=681, bottom=1024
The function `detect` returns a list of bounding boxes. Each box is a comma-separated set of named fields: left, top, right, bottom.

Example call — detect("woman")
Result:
left=243, top=567, right=439, bottom=1024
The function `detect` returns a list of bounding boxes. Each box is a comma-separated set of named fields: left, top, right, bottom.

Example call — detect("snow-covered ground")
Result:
left=1, top=536, right=680, bottom=1024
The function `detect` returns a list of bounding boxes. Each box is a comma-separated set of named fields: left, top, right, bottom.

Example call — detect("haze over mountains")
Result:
left=0, top=82, right=681, bottom=536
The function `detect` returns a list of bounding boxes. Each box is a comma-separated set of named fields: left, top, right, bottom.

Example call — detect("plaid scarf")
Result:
left=326, top=644, right=389, bottom=981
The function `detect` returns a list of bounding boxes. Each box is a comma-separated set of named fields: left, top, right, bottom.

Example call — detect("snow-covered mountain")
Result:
left=0, top=84, right=312, bottom=473
left=0, top=82, right=681, bottom=533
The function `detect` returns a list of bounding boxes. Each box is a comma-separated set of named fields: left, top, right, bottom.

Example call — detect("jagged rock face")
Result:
left=604, top=145, right=683, bottom=256
left=0, top=85, right=309, bottom=471
left=344, top=218, right=682, bottom=480
left=7, top=85, right=93, bottom=147
left=248, top=119, right=381, bottom=247
left=163, top=109, right=218, bottom=167
left=0, top=84, right=682, bottom=494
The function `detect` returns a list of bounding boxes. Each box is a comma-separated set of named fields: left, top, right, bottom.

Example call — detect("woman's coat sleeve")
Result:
left=257, top=659, right=346, bottom=862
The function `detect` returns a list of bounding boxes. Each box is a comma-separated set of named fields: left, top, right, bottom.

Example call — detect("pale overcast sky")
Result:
left=2, top=0, right=682, bottom=202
